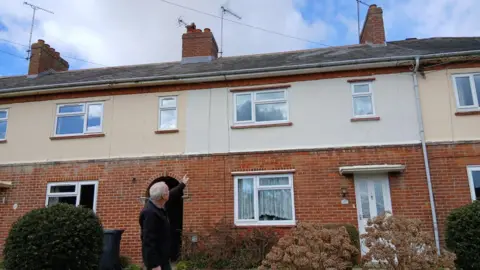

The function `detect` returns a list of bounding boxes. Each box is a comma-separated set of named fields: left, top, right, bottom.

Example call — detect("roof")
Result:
left=1, top=37, right=480, bottom=94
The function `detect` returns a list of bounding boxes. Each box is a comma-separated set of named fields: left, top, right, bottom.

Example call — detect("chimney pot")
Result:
left=28, top=40, right=69, bottom=75
left=204, top=28, right=211, bottom=33
left=360, top=4, right=386, bottom=45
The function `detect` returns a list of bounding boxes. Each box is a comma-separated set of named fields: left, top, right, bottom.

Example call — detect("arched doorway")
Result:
left=145, top=176, right=184, bottom=262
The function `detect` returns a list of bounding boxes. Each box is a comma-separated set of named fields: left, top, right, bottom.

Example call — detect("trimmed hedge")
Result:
left=323, top=223, right=360, bottom=249
left=3, top=203, right=103, bottom=270
left=446, top=200, right=480, bottom=270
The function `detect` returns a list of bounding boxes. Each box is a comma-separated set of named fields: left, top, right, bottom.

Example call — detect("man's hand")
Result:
left=181, top=174, right=189, bottom=185
left=152, top=266, right=161, bottom=270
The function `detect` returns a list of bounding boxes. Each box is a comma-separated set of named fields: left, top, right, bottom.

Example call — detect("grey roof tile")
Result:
left=1, top=37, right=479, bottom=93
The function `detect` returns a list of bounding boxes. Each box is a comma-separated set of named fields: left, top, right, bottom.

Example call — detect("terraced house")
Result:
left=1, top=4, right=479, bottom=263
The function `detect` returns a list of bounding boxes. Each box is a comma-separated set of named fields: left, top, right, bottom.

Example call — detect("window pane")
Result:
left=353, top=96, right=373, bottom=116
left=236, top=94, right=252, bottom=121
left=472, top=170, right=480, bottom=200
left=0, top=121, right=6, bottom=140
left=56, top=115, right=85, bottom=135
left=0, top=111, right=6, bottom=119
left=86, top=104, right=102, bottom=132
left=47, top=196, right=77, bottom=207
left=255, top=91, right=285, bottom=101
left=474, top=75, right=480, bottom=105
left=161, top=97, right=176, bottom=107
left=50, top=185, right=76, bottom=193
left=237, top=178, right=254, bottom=220
left=374, top=182, right=385, bottom=215
left=353, top=84, right=370, bottom=93
left=59, top=104, right=84, bottom=113
left=160, top=109, right=177, bottom=129
left=259, top=177, right=289, bottom=186
left=79, top=184, right=95, bottom=210
left=259, top=189, right=293, bottom=221
left=358, top=182, right=370, bottom=219
left=255, top=102, right=287, bottom=122
left=455, top=77, right=474, bottom=106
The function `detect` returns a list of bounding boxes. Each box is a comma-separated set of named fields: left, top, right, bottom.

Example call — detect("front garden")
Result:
left=2, top=201, right=480, bottom=269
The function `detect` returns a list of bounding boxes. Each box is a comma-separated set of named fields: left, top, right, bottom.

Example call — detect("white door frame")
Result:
left=354, top=173, right=393, bottom=254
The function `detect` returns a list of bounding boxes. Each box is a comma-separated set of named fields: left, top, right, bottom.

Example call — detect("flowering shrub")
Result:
left=259, top=222, right=358, bottom=270
left=361, top=214, right=455, bottom=270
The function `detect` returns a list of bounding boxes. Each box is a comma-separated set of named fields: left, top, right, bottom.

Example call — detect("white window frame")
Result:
left=158, top=96, right=178, bottom=130
left=54, top=102, right=104, bottom=136
left=351, top=82, right=376, bottom=117
left=452, top=74, right=480, bottom=110
left=467, top=166, right=480, bottom=201
left=45, top=181, right=99, bottom=212
left=233, top=89, right=289, bottom=125
left=0, top=109, right=8, bottom=140
left=234, top=173, right=295, bottom=226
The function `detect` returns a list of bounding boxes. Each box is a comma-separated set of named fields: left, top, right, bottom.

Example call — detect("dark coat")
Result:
left=139, top=200, right=171, bottom=268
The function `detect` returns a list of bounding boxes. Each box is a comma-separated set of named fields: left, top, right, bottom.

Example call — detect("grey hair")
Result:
left=149, top=182, right=169, bottom=201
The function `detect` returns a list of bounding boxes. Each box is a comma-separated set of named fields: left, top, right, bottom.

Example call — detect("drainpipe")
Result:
left=412, top=56, right=441, bottom=254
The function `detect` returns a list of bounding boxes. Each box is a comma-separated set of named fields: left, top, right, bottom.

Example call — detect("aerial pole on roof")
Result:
left=357, top=0, right=361, bottom=42
left=219, top=5, right=241, bottom=58
left=23, top=2, right=54, bottom=60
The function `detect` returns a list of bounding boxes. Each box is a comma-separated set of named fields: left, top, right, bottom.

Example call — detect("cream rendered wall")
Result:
left=419, top=67, right=480, bottom=142
left=0, top=92, right=186, bottom=164
left=185, top=73, right=420, bottom=154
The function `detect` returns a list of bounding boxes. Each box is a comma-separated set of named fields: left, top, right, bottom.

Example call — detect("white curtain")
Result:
left=238, top=178, right=254, bottom=219
left=259, top=189, right=292, bottom=220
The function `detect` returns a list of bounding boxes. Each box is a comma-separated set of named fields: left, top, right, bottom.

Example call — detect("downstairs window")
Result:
left=46, top=181, right=98, bottom=211
left=234, top=174, right=295, bottom=226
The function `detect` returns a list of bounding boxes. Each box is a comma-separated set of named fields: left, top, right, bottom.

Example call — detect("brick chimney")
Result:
left=182, top=23, right=218, bottom=63
left=360, top=4, right=386, bottom=45
left=28, top=39, right=69, bottom=75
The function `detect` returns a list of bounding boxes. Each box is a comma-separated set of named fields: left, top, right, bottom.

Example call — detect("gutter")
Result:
left=2, top=49, right=480, bottom=96
left=412, top=56, right=441, bottom=254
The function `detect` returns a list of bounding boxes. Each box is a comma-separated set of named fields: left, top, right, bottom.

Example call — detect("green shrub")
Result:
left=120, top=255, right=132, bottom=269
left=322, top=223, right=360, bottom=249
left=175, top=260, right=191, bottom=270
left=124, top=265, right=142, bottom=270
left=3, top=203, right=103, bottom=270
left=446, top=200, right=480, bottom=270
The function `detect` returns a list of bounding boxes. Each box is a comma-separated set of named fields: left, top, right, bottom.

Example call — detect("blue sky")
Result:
left=1, top=0, right=479, bottom=77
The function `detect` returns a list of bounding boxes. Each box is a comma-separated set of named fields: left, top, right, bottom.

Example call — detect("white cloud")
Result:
left=0, top=0, right=332, bottom=69
left=384, top=0, right=480, bottom=38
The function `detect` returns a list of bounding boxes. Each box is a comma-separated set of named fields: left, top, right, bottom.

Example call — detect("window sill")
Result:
left=455, top=110, right=480, bottom=116
left=231, top=122, right=293, bottom=129
left=154, top=129, right=179, bottom=134
left=0, top=139, right=6, bottom=144
left=234, top=222, right=296, bottom=228
left=350, top=116, right=380, bottom=122
left=50, top=133, right=105, bottom=140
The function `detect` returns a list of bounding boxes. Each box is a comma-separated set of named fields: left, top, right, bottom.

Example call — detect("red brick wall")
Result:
left=1, top=143, right=462, bottom=264
left=427, top=142, right=480, bottom=242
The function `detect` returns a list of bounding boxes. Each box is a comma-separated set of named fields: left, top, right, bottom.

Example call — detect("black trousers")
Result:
left=146, top=262, right=172, bottom=270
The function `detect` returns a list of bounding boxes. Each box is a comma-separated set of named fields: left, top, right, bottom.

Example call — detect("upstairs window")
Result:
left=46, top=181, right=98, bottom=212
left=55, top=102, right=104, bottom=136
left=158, top=96, right=177, bottom=130
left=0, top=109, right=7, bottom=140
left=351, top=83, right=375, bottom=117
left=234, top=89, right=289, bottom=124
left=468, top=166, right=480, bottom=201
left=453, top=74, right=480, bottom=109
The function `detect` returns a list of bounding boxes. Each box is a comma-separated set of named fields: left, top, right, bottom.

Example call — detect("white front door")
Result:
left=354, top=174, right=392, bottom=254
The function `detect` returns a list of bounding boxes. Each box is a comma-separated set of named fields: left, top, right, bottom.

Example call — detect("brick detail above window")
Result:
left=347, top=77, right=376, bottom=83
left=351, top=116, right=381, bottom=122
left=230, top=84, right=291, bottom=92
left=50, top=133, right=105, bottom=140
left=231, top=122, right=293, bottom=129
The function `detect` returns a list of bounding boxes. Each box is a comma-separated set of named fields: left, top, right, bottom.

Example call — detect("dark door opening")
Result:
left=146, top=176, right=184, bottom=262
